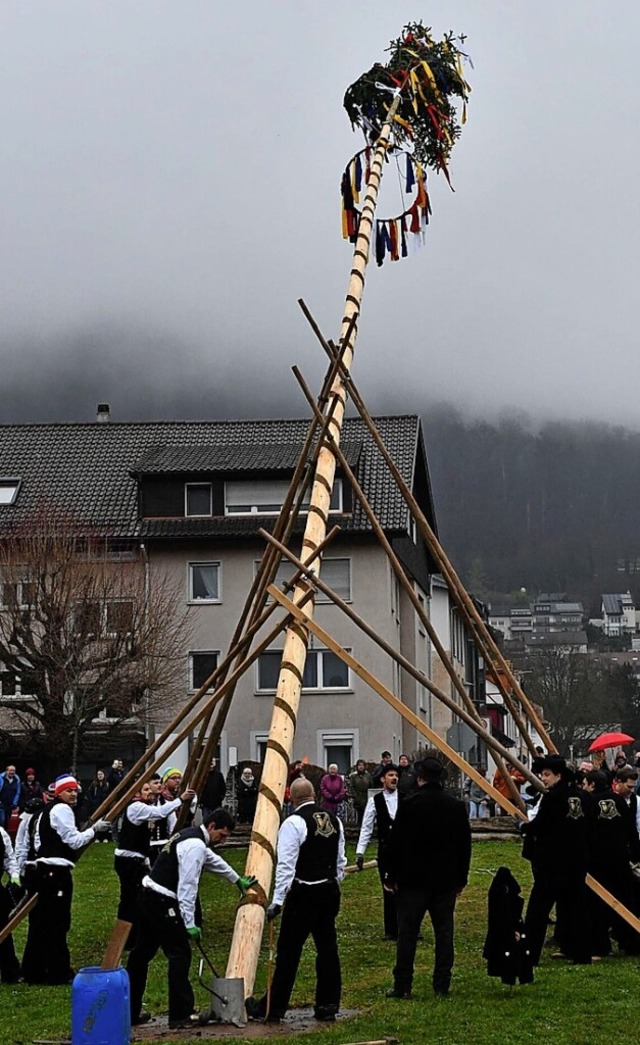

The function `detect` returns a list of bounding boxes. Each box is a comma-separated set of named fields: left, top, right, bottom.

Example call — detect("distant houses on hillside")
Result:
left=488, top=594, right=587, bottom=652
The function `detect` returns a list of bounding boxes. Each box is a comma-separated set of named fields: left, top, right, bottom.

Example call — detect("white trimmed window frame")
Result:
left=316, top=729, right=360, bottom=772
left=189, top=650, right=220, bottom=691
left=256, top=647, right=352, bottom=693
left=188, top=561, right=222, bottom=604
left=254, top=556, right=351, bottom=604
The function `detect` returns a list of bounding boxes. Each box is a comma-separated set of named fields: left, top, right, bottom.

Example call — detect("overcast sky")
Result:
left=2, top=2, right=639, bottom=426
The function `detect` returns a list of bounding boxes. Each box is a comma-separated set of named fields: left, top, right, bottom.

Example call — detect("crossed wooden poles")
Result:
left=3, top=89, right=638, bottom=976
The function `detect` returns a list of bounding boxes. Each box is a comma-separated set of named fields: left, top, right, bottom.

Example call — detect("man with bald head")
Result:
left=246, top=777, right=346, bottom=1023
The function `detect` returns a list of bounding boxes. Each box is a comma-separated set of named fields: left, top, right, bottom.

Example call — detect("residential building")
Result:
left=601, top=592, right=637, bottom=637
left=0, top=410, right=482, bottom=774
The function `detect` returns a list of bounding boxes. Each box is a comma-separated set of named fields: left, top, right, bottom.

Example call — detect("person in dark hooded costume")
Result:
left=483, top=866, right=534, bottom=985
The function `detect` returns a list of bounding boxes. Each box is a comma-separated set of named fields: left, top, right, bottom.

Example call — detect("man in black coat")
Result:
left=384, top=757, right=471, bottom=998
left=200, top=759, right=226, bottom=821
left=523, top=755, right=592, bottom=965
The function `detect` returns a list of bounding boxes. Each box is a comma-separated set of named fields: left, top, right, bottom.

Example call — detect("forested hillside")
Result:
left=421, top=405, right=640, bottom=615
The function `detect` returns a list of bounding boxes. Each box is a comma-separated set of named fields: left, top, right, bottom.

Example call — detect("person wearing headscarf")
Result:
left=236, top=767, right=258, bottom=823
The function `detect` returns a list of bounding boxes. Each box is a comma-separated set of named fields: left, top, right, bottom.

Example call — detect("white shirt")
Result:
left=35, top=802, right=95, bottom=868
left=356, top=788, right=398, bottom=855
left=14, top=813, right=32, bottom=876
left=272, top=801, right=347, bottom=907
left=0, top=826, right=18, bottom=879
left=114, top=797, right=182, bottom=861
left=143, top=824, right=240, bottom=929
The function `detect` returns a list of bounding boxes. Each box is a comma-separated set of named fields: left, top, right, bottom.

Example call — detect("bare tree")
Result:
left=515, top=647, right=638, bottom=754
left=0, top=505, right=192, bottom=770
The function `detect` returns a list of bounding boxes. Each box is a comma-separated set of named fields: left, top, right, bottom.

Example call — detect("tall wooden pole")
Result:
left=225, top=95, right=402, bottom=992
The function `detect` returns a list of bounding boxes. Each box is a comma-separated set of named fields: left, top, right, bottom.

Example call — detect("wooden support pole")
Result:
left=226, top=94, right=403, bottom=995
left=291, top=362, right=527, bottom=810
left=313, top=343, right=554, bottom=754
left=268, top=585, right=534, bottom=802
left=264, top=551, right=539, bottom=794
left=271, top=588, right=640, bottom=936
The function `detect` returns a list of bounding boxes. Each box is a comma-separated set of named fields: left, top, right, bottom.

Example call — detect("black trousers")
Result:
left=394, top=885, right=457, bottom=994
left=378, top=856, right=398, bottom=939
left=256, top=880, right=341, bottom=1018
left=114, top=855, right=147, bottom=949
left=589, top=864, right=640, bottom=956
left=22, top=864, right=74, bottom=985
left=524, top=867, right=591, bottom=964
left=127, top=888, right=194, bottom=1024
left=0, top=883, right=21, bottom=982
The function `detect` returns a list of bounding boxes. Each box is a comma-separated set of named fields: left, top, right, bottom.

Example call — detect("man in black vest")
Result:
left=127, top=808, right=256, bottom=1029
left=245, top=777, right=346, bottom=1023
left=355, top=764, right=399, bottom=939
left=21, top=773, right=110, bottom=985
left=523, top=755, right=592, bottom=965
left=114, top=778, right=195, bottom=946
left=385, top=758, right=471, bottom=999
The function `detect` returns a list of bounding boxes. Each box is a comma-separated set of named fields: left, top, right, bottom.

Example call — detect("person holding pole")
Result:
left=127, top=808, right=256, bottom=1029
left=0, top=822, right=22, bottom=983
left=114, top=778, right=195, bottom=948
left=245, top=777, right=346, bottom=1023
left=21, top=773, right=111, bottom=985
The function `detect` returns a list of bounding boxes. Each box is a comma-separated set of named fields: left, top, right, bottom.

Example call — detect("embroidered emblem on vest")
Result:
left=598, top=799, right=621, bottom=821
left=567, top=797, right=584, bottom=820
left=313, top=812, right=337, bottom=838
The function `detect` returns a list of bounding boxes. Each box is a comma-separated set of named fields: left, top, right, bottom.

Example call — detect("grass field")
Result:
left=6, top=838, right=638, bottom=1045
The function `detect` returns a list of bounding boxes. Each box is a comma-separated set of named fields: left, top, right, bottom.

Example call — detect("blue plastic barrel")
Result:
left=71, top=966, right=131, bottom=1045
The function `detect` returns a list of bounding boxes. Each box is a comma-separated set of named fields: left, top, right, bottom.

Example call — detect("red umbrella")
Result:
left=588, top=731, right=635, bottom=753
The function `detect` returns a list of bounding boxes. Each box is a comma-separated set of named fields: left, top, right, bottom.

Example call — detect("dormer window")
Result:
left=0, top=479, right=21, bottom=506
left=185, top=483, right=212, bottom=517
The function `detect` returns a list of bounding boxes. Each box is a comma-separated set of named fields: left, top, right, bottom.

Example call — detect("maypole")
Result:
left=226, top=22, right=471, bottom=994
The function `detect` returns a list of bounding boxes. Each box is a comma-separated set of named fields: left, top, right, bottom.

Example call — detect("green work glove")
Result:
left=187, top=926, right=202, bottom=941
left=10, top=877, right=21, bottom=887
left=236, top=874, right=258, bottom=895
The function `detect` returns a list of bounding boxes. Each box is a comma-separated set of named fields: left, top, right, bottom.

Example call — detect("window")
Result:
left=185, top=483, right=212, bottom=517
left=189, top=562, right=221, bottom=602
left=190, top=651, right=219, bottom=690
left=317, top=730, right=359, bottom=774
left=225, top=478, right=343, bottom=516
left=250, top=732, right=269, bottom=762
left=0, top=578, right=34, bottom=609
left=74, top=599, right=134, bottom=638
left=0, top=479, right=20, bottom=506
left=0, top=664, right=35, bottom=700
left=257, top=648, right=350, bottom=692
left=256, top=557, right=351, bottom=603
left=106, top=600, right=134, bottom=635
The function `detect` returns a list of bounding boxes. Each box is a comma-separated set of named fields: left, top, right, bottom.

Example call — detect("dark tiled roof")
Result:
left=132, top=440, right=364, bottom=476
left=602, top=594, right=623, bottom=615
left=0, top=415, right=432, bottom=540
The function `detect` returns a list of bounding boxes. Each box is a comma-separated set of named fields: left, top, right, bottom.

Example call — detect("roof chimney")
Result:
left=96, top=403, right=110, bottom=423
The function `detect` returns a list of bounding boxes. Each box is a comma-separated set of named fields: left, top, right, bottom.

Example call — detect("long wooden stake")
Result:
left=226, top=94, right=403, bottom=995
left=273, top=588, right=640, bottom=936
left=291, top=362, right=527, bottom=810
left=314, top=344, right=554, bottom=754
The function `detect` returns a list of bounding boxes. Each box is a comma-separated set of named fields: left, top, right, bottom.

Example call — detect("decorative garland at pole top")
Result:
left=343, top=22, right=471, bottom=172
left=341, top=22, right=471, bottom=266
